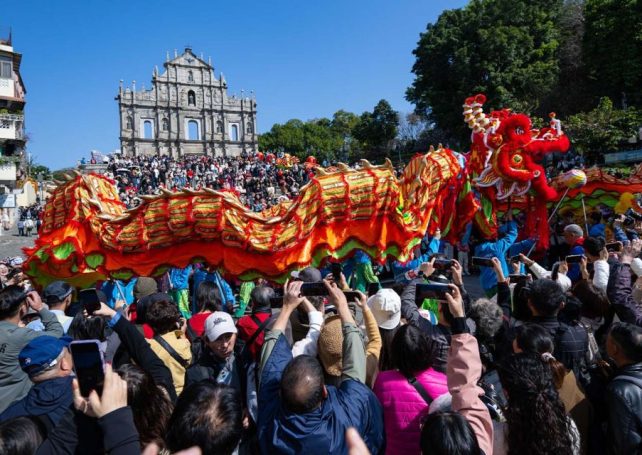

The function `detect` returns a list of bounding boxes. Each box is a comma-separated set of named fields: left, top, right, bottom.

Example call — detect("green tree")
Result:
left=564, top=97, right=641, bottom=164
left=353, top=100, right=399, bottom=162
left=406, top=0, right=563, bottom=145
left=583, top=0, right=642, bottom=109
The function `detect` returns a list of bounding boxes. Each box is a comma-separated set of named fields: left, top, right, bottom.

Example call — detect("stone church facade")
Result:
left=116, top=47, right=257, bottom=157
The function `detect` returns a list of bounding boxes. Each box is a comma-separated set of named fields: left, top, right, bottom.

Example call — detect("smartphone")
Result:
left=429, top=253, right=445, bottom=260
left=509, top=274, right=529, bottom=284
left=415, top=283, right=452, bottom=302
left=70, top=340, right=105, bottom=397
left=510, top=255, right=521, bottom=264
left=343, top=291, right=361, bottom=302
left=471, top=256, right=494, bottom=267
left=269, top=297, right=283, bottom=308
left=565, top=255, right=584, bottom=264
left=79, top=288, right=101, bottom=314
left=433, top=259, right=454, bottom=270
left=366, top=282, right=381, bottom=297
left=300, top=282, right=329, bottom=297
left=606, top=241, right=623, bottom=253
left=331, top=263, right=343, bottom=282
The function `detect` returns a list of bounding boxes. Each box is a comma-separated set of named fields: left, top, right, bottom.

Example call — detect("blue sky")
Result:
left=3, top=0, right=467, bottom=170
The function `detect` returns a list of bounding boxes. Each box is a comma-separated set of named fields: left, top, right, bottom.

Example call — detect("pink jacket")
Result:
left=448, top=333, right=494, bottom=455
left=374, top=367, right=448, bottom=455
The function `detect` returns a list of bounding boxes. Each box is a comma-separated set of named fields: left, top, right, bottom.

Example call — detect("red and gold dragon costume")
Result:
left=463, top=94, right=571, bottom=247
left=24, top=149, right=478, bottom=288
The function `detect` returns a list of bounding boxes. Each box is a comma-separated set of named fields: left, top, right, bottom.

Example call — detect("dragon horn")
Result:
left=382, top=158, right=394, bottom=171
left=72, top=169, right=82, bottom=176
left=314, top=166, right=328, bottom=176
left=428, top=145, right=435, bottom=153
left=359, top=159, right=374, bottom=169
left=336, top=163, right=350, bottom=172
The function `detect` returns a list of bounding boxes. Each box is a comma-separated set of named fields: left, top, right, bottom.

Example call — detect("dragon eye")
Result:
left=515, top=127, right=524, bottom=135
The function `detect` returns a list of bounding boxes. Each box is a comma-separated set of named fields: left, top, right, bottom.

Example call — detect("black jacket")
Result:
left=606, top=362, right=642, bottom=454
left=185, top=344, right=247, bottom=396
left=607, top=262, right=642, bottom=326
left=401, top=278, right=471, bottom=373
left=111, top=316, right=177, bottom=402
left=529, top=316, right=588, bottom=379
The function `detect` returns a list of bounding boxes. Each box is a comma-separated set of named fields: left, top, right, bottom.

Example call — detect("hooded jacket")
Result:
left=606, top=362, right=642, bottom=454
left=0, top=375, right=73, bottom=426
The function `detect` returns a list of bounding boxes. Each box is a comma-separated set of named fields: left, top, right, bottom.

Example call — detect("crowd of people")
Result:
left=2, top=202, right=642, bottom=455
left=103, top=153, right=311, bottom=211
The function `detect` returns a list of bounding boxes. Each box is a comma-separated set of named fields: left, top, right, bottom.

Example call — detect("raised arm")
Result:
left=444, top=285, right=494, bottom=455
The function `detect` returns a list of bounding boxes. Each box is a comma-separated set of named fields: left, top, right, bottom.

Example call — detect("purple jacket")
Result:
left=374, top=368, right=448, bottom=455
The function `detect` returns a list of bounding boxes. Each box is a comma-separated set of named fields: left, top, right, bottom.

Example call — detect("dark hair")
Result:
left=392, top=324, right=433, bottom=376
left=573, top=280, right=610, bottom=319
left=589, top=211, right=602, bottom=224
left=512, top=281, right=533, bottom=321
left=420, top=412, right=481, bottom=455
left=68, top=312, right=107, bottom=341
left=166, top=382, right=243, bottom=455
left=116, top=364, right=173, bottom=450
left=528, top=279, right=564, bottom=316
left=609, top=322, right=642, bottom=363
left=250, top=285, right=274, bottom=311
left=0, top=416, right=46, bottom=455
left=280, top=355, right=325, bottom=413
left=514, top=324, right=566, bottom=389
left=146, top=300, right=181, bottom=334
left=583, top=236, right=605, bottom=257
left=498, top=353, right=575, bottom=454
left=0, top=285, right=27, bottom=320
left=378, top=326, right=399, bottom=372
left=196, top=281, right=222, bottom=313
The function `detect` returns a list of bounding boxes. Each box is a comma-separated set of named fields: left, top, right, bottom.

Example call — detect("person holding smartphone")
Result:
left=474, top=212, right=518, bottom=297
left=0, top=286, right=64, bottom=413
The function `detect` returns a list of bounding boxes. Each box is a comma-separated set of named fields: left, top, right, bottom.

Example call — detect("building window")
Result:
left=0, top=120, right=10, bottom=129
left=126, top=116, right=133, bottom=130
left=0, top=61, right=11, bottom=79
left=246, top=122, right=253, bottom=134
left=143, top=120, right=154, bottom=139
left=188, top=70, right=194, bottom=82
left=187, top=120, right=199, bottom=140
left=188, top=90, right=196, bottom=106
left=230, top=124, right=239, bottom=142
left=162, top=118, right=169, bottom=131
left=216, top=121, right=223, bottom=134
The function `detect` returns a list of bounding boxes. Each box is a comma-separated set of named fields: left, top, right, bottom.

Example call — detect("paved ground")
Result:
left=0, top=225, right=37, bottom=259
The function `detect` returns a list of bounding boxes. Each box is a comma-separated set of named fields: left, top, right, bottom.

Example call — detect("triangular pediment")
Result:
left=168, top=49, right=211, bottom=69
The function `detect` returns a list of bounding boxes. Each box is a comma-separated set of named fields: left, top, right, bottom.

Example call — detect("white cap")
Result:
left=632, top=258, right=642, bottom=277
left=367, top=288, right=401, bottom=330
left=204, top=312, right=237, bottom=342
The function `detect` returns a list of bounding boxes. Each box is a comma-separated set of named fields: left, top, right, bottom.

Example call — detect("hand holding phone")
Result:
left=565, top=255, right=584, bottom=264
left=73, top=363, right=127, bottom=418
left=70, top=340, right=104, bottom=397
left=416, top=283, right=452, bottom=302
left=472, top=256, right=494, bottom=267
left=79, top=289, right=101, bottom=314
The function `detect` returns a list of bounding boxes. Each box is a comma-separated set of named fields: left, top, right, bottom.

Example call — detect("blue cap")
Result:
left=19, top=336, right=72, bottom=377
left=43, top=281, right=73, bottom=304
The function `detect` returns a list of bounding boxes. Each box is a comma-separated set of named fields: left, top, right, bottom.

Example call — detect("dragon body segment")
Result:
left=25, top=148, right=477, bottom=288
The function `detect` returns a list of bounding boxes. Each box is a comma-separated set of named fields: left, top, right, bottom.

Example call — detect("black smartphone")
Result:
left=269, top=297, right=283, bottom=308
left=366, top=282, right=381, bottom=297
left=415, top=283, right=452, bottom=302
left=70, top=340, right=104, bottom=397
left=509, top=274, right=529, bottom=284
left=606, top=241, right=623, bottom=253
left=331, top=263, right=343, bottom=282
left=510, top=255, right=521, bottom=264
left=79, top=288, right=101, bottom=314
left=433, top=259, right=454, bottom=270
left=565, top=255, right=584, bottom=264
left=343, top=291, right=360, bottom=302
left=471, top=256, right=494, bottom=267
left=300, top=282, right=329, bottom=297
left=429, top=253, right=445, bottom=260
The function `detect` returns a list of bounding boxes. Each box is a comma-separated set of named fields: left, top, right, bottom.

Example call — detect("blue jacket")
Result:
left=566, top=241, right=585, bottom=283
left=100, top=279, right=137, bottom=308
left=169, top=265, right=192, bottom=291
left=191, top=269, right=235, bottom=313
left=258, top=335, right=385, bottom=455
left=392, top=236, right=441, bottom=284
left=475, top=221, right=518, bottom=292
left=0, top=376, right=73, bottom=425
left=589, top=223, right=606, bottom=239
